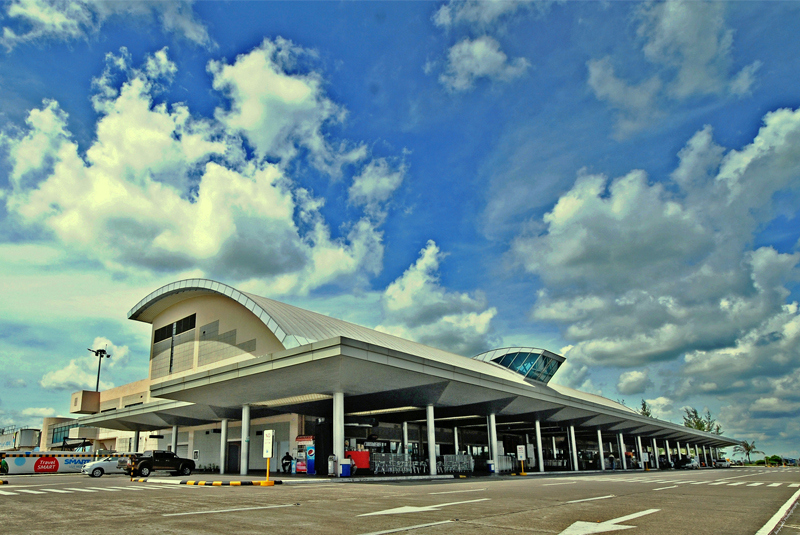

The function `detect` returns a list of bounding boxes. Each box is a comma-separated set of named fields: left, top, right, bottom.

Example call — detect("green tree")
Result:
left=682, top=407, right=723, bottom=435
left=733, top=440, right=764, bottom=464
left=639, top=399, right=653, bottom=417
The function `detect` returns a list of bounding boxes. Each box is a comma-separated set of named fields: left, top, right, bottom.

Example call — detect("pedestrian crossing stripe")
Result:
left=0, top=484, right=213, bottom=497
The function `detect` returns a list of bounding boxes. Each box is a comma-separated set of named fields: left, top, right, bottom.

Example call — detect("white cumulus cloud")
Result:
left=617, top=370, right=653, bottom=395
left=376, top=240, right=498, bottom=356
left=512, top=107, right=800, bottom=384
left=1, top=44, right=397, bottom=296
left=0, top=0, right=213, bottom=51
left=588, top=1, right=762, bottom=134
left=439, top=36, right=529, bottom=92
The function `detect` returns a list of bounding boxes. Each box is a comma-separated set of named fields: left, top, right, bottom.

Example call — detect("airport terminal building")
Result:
left=70, top=279, right=738, bottom=476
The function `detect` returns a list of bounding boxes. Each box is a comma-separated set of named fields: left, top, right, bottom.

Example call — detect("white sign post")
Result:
left=263, top=429, right=274, bottom=458
left=517, top=445, right=527, bottom=475
left=262, top=429, right=275, bottom=486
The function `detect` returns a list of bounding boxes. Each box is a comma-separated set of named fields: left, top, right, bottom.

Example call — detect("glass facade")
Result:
left=51, top=423, right=80, bottom=445
left=471, top=347, right=565, bottom=384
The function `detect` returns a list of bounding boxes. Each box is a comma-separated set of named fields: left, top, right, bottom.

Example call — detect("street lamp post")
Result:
left=88, top=348, right=111, bottom=391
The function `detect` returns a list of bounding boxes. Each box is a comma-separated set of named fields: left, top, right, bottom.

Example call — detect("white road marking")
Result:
left=15, top=489, right=46, bottom=494
left=0, top=490, right=17, bottom=496
left=359, top=498, right=490, bottom=517
left=728, top=482, right=746, bottom=486
left=653, top=485, right=678, bottom=491
left=558, top=508, right=659, bottom=535
left=357, top=520, right=454, bottom=535
left=566, top=495, right=615, bottom=504
left=755, top=489, right=800, bottom=535
left=690, top=481, right=708, bottom=485
left=709, top=481, right=728, bottom=486
left=108, top=486, right=146, bottom=491
left=85, top=487, right=120, bottom=491
left=163, top=503, right=299, bottom=517
left=41, top=489, right=72, bottom=493
left=544, top=481, right=577, bottom=486
left=428, top=488, right=485, bottom=495
left=790, top=484, right=800, bottom=488
left=63, top=488, right=98, bottom=492
left=767, top=483, right=781, bottom=487
left=748, top=483, right=764, bottom=487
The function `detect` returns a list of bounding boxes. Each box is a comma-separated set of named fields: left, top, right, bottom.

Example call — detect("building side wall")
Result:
left=148, top=294, right=284, bottom=382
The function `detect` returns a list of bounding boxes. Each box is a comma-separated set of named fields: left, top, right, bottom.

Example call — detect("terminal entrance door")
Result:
left=226, top=442, right=240, bottom=473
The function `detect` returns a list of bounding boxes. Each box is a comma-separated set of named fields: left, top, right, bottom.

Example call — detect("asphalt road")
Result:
left=2, top=467, right=798, bottom=534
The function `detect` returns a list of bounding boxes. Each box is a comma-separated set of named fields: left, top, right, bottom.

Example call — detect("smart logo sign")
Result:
left=33, top=457, right=59, bottom=473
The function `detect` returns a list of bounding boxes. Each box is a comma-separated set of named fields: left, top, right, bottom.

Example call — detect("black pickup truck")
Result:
left=119, top=450, right=195, bottom=477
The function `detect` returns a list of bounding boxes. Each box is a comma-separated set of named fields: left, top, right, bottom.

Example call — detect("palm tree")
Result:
left=733, top=440, right=763, bottom=464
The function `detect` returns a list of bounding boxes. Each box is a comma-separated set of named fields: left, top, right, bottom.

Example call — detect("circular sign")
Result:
left=306, top=447, right=315, bottom=458
left=33, top=457, right=59, bottom=473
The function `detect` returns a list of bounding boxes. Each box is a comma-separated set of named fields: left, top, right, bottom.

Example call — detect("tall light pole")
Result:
left=88, top=348, right=111, bottom=391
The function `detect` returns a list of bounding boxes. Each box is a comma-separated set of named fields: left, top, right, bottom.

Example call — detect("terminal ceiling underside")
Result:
left=80, top=336, right=733, bottom=451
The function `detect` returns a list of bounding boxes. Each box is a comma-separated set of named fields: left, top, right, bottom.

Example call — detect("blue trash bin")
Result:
left=341, top=463, right=351, bottom=477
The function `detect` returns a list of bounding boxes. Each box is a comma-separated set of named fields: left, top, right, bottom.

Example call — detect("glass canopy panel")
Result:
left=506, top=352, right=529, bottom=373
left=523, top=356, right=544, bottom=379
left=494, top=352, right=519, bottom=368
left=511, top=354, right=536, bottom=376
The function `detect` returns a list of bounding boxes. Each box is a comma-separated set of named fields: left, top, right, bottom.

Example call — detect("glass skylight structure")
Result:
left=472, top=347, right=565, bottom=384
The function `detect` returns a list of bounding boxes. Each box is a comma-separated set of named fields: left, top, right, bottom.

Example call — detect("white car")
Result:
left=81, top=455, right=127, bottom=477
left=714, top=459, right=731, bottom=468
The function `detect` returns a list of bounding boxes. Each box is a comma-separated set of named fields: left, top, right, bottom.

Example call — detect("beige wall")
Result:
left=148, top=294, right=284, bottom=381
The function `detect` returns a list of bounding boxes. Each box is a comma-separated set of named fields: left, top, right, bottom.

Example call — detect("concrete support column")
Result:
left=219, top=419, right=228, bottom=475
left=453, top=426, right=459, bottom=454
left=333, top=392, right=344, bottom=476
left=535, top=420, right=545, bottom=473
left=552, top=436, right=557, bottom=458
left=171, top=425, right=178, bottom=454
left=133, top=430, right=140, bottom=453
left=676, top=441, right=682, bottom=460
left=597, top=430, right=605, bottom=471
left=652, top=438, right=660, bottom=469
left=637, top=436, right=644, bottom=469
left=618, top=433, right=627, bottom=469
left=240, top=404, right=250, bottom=476
left=703, top=445, right=708, bottom=466
left=569, top=425, right=579, bottom=472
left=402, top=422, right=409, bottom=455
left=427, top=405, right=437, bottom=476
left=665, top=439, right=672, bottom=464
left=489, top=413, right=499, bottom=475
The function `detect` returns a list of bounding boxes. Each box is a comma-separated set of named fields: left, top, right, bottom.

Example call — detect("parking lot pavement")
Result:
left=2, top=468, right=798, bottom=534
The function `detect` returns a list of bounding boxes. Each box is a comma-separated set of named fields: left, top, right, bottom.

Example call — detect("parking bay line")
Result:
left=429, top=488, right=485, bottom=495
left=15, top=489, right=46, bottom=494
left=653, top=486, right=678, bottom=491
left=163, top=503, right=299, bottom=517
left=41, top=489, right=72, bottom=493
left=357, top=520, right=454, bottom=535
left=566, top=495, right=615, bottom=504
left=63, top=488, right=98, bottom=492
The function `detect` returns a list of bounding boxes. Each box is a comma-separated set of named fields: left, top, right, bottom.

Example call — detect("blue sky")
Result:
left=1, top=0, right=799, bottom=458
